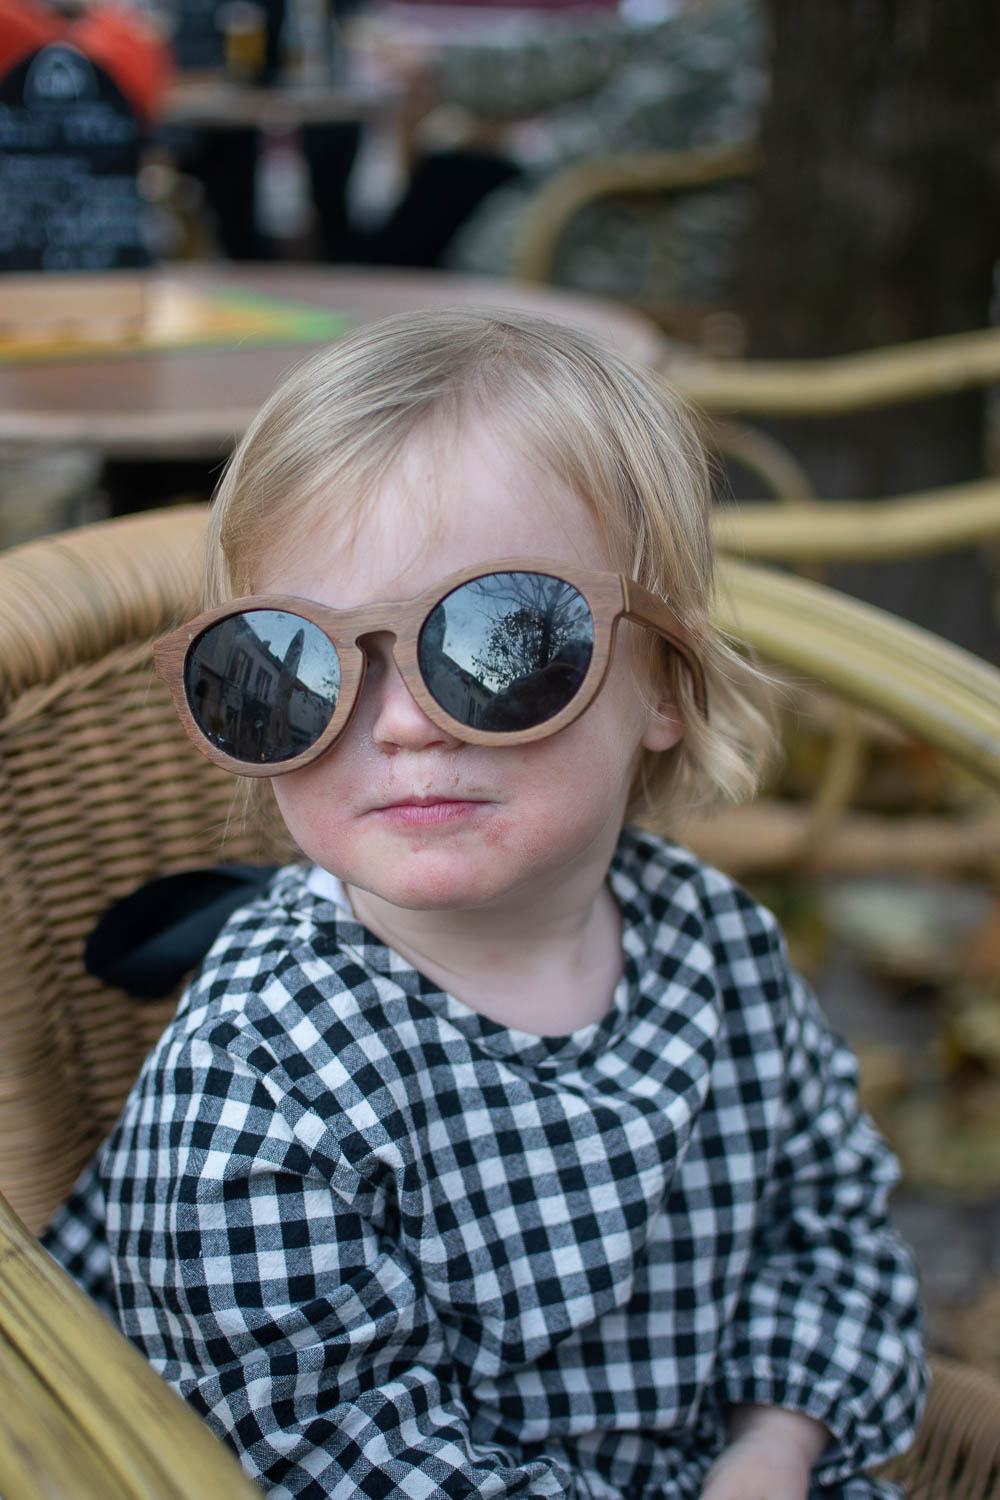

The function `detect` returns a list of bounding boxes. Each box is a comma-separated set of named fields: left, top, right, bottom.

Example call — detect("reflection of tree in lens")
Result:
left=419, top=573, right=593, bottom=731
left=470, top=577, right=587, bottom=685
left=470, top=575, right=592, bottom=729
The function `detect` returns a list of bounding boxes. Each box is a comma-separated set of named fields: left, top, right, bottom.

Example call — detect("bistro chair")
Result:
left=511, top=136, right=1000, bottom=417
left=0, top=1189, right=260, bottom=1500
left=676, top=550, right=1000, bottom=879
left=1, top=507, right=1000, bottom=1499
left=512, top=140, right=760, bottom=345
left=514, top=146, right=1000, bottom=516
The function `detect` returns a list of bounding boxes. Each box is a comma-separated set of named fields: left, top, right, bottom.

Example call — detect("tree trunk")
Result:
left=739, top=0, right=1000, bottom=656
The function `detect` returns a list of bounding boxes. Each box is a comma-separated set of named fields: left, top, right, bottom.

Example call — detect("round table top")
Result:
left=0, top=265, right=668, bottom=460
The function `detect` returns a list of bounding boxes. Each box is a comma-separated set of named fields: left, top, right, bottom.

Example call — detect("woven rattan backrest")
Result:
left=0, top=506, right=290, bottom=1234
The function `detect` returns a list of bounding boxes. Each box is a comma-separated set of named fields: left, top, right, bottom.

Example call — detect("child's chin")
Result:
left=376, top=875, right=496, bottom=912
left=367, top=859, right=511, bottom=913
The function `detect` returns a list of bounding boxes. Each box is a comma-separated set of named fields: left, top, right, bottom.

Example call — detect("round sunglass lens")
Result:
left=184, top=610, right=340, bottom=763
left=418, top=571, right=594, bottom=732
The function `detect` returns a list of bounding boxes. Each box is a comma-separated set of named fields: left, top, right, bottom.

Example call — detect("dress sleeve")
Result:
left=124, top=1040, right=581, bottom=1500
left=713, top=968, right=927, bottom=1489
left=41, top=1160, right=116, bottom=1318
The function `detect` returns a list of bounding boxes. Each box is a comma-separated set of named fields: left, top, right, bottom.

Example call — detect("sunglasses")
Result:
left=154, top=558, right=707, bottom=777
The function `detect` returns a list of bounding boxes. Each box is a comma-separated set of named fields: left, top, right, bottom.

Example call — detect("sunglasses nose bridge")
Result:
left=352, top=629, right=424, bottom=711
left=350, top=590, right=433, bottom=668
left=353, top=626, right=400, bottom=663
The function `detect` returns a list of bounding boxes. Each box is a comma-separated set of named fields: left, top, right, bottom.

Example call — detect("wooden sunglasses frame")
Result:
left=154, top=557, right=707, bottom=777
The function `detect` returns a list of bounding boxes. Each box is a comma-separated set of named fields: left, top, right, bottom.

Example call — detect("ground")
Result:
left=762, top=867, right=1000, bottom=1377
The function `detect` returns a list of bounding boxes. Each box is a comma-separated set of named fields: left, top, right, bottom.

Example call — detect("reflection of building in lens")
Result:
left=187, top=614, right=336, bottom=761
left=420, top=609, right=495, bottom=727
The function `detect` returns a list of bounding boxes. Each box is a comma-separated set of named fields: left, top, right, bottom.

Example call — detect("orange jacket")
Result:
left=0, top=0, right=173, bottom=122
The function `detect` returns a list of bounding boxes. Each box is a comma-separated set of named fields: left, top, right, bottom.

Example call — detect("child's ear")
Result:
left=641, top=696, right=683, bottom=753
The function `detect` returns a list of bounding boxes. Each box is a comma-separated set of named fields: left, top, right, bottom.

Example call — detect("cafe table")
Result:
left=0, top=264, right=669, bottom=462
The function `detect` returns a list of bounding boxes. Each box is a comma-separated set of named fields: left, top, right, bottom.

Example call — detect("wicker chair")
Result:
left=672, top=554, right=1000, bottom=879
left=511, top=138, right=1000, bottom=414
left=512, top=141, right=1000, bottom=512
left=0, top=508, right=285, bottom=1497
left=511, top=140, right=760, bottom=345
left=2, top=508, right=1000, bottom=1499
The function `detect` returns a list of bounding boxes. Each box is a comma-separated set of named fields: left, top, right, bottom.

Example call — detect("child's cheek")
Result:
left=481, top=817, right=515, bottom=851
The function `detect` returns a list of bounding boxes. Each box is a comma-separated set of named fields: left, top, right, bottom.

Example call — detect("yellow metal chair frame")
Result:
left=512, top=139, right=760, bottom=337
left=512, top=134, right=1000, bottom=510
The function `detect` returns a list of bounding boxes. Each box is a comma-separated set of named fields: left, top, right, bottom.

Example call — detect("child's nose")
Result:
left=360, top=633, right=462, bottom=752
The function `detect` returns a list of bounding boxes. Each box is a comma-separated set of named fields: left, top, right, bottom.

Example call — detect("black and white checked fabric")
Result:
left=45, top=829, right=925, bottom=1500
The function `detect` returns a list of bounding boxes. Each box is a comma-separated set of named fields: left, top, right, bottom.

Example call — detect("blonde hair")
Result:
left=205, top=306, right=773, bottom=830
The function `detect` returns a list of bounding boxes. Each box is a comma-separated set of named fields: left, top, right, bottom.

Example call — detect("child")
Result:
left=46, top=309, right=925, bottom=1500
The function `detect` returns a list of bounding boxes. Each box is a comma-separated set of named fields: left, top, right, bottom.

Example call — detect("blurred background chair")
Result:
left=675, top=554, right=1000, bottom=880
left=512, top=139, right=760, bottom=347
left=2, top=508, right=1000, bottom=1496
left=713, top=477, right=1000, bottom=564
left=686, top=478, right=1000, bottom=879
left=639, top=326, right=1000, bottom=878
left=511, top=129, right=1000, bottom=707
left=512, top=136, right=1000, bottom=417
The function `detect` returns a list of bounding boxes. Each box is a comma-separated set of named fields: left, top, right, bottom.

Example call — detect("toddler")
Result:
left=46, top=309, right=925, bottom=1500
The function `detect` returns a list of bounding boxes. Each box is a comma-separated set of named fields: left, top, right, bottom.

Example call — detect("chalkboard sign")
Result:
left=0, top=42, right=151, bottom=272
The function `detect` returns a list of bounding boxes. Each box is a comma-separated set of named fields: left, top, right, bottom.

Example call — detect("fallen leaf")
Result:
left=946, top=1280, right=1000, bottom=1378
left=886, top=1089, right=1000, bottom=1196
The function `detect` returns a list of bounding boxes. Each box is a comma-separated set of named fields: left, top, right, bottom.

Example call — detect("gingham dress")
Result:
left=45, top=829, right=925, bottom=1500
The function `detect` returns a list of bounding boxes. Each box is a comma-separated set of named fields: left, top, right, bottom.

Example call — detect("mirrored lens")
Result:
left=184, top=610, right=340, bottom=763
left=418, top=571, right=594, bottom=732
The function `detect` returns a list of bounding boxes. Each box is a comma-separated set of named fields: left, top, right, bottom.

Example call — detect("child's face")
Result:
left=253, top=414, right=681, bottom=917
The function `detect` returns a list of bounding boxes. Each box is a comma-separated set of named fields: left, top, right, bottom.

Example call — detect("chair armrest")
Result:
left=715, top=557, right=1000, bottom=789
left=669, top=326, right=1000, bottom=415
left=0, top=1190, right=261, bottom=1500
left=713, top=477, right=1000, bottom=561
left=0, top=504, right=208, bottom=706
left=512, top=141, right=759, bottom=283
left=883, top=1356, right=1000, bottom=1499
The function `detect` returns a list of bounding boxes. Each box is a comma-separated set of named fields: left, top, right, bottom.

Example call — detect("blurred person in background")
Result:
left=339, top=0, right=762, bottom=316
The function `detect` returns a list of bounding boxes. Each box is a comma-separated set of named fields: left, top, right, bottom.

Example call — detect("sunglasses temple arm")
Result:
left=621, top=580, right=708, bottom=720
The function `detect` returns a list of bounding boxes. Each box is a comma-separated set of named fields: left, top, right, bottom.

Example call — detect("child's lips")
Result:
left=369, top=795, right=490, bottom=827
